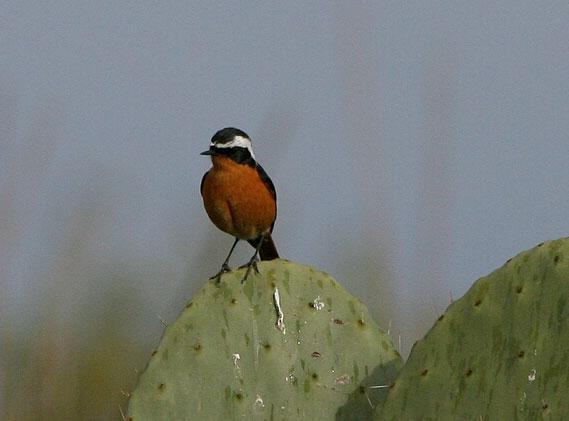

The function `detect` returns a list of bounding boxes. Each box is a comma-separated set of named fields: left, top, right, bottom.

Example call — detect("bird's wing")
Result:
left=200, top=170, right=210, bottom=196
left=255, top=164, right=276, bottom=202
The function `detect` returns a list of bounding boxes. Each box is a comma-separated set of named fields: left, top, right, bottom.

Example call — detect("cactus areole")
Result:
left=379, top=238, right=569, bottom=420
left=128, top=260, right=402, bottom=420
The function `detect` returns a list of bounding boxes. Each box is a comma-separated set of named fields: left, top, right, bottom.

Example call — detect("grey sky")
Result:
left=2, top=1, right=569, bottom=354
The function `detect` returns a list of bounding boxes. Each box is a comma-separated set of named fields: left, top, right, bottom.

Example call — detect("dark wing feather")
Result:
left=255, top=164, right=276, bottom=202
left=255, top=163, right=277, bottom=234
left=200, top=170, right=209, bottom=196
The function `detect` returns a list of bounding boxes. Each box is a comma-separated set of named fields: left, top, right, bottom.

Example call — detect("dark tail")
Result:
left=248, top=233, right=279, bottom=260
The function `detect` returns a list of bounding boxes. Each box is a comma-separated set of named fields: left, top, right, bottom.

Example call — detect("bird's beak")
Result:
left=200, top=149, right=212, bottom=156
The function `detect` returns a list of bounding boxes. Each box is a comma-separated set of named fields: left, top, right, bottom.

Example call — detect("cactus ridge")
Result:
left=128, top=260, right=402, bottom=420
left=379, top=238, right=569, bottom=420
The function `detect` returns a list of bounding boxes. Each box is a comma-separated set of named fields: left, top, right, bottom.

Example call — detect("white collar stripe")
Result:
left=211, top=135, right=255, bottom=160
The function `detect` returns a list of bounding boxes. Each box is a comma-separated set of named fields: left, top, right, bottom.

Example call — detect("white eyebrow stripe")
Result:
left=211, top=135, right=256, bottom=160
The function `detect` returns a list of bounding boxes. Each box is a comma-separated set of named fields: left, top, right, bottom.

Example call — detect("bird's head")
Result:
left=201, top=127, right=256, bottom=164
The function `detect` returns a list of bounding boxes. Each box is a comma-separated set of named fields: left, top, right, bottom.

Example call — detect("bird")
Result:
left=200, top=127, right=279, bottom=282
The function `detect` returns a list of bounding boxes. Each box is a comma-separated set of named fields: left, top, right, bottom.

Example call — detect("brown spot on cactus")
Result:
left=381, top=238, right=569, bottom=420
left=127, top=260, right=402, bottom=420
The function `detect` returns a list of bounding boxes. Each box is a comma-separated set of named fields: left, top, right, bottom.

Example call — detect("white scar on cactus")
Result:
left=528, top=369, right=537, bottom=382
left=273, top=288, right=285, bottom=334
left=312, top=295, right=325, bottom=310
left=232, top=353, right=241, bottom=367
left=232, top=353, right=242, bottom=378
left=253, top=394, right=265, bottom=409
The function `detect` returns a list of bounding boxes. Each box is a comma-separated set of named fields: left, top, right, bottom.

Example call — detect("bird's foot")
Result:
left=240, top=256, right=260, bottom=283
left=210, top=263, right=231, bottom=283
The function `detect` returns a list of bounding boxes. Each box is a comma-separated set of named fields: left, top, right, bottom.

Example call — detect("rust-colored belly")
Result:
left=202, top=157, right=276, bottom=240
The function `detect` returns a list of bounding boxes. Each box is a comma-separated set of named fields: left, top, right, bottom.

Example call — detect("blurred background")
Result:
left=2, top=1, right=569, bottom=419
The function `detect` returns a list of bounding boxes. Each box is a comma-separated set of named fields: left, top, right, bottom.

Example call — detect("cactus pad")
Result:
left=380, top=238, right=569, bottom=420
left=128, top=260, right=402, bottom=420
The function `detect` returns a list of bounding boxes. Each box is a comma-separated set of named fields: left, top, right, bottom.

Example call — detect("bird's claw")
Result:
left=241, top=258, right=260, bottom=283
left=210, top=263, right=232, bottom=283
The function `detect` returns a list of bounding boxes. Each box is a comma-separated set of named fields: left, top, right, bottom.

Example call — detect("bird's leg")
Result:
left=220, top=237, right=240, bottom=272
left=211, top=237, right=239, bottom=282
left=242, top=234, right=265, bottom=283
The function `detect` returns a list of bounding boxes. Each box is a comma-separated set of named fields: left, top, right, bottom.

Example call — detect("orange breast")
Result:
left=201, top=156, right=276, bottom=240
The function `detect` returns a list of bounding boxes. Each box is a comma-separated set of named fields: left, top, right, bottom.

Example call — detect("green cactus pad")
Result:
left=128, top=260, right=402, bottom=420
left=379, top=238, right=569, bottom=420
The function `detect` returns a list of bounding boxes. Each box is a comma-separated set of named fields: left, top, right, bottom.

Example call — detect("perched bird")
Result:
left=200, top=127, right=279, bottom=281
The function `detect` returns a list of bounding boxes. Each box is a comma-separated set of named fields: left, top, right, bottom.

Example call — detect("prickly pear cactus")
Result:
left=128, top=260, right=402, bottom=420
left=379, top=238, right=569, bottom=420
